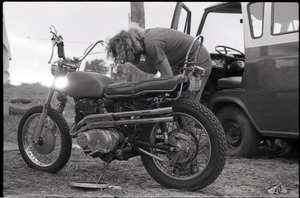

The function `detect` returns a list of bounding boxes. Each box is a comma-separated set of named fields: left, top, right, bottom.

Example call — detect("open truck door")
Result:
left=170, top=2, right=191, bottom=35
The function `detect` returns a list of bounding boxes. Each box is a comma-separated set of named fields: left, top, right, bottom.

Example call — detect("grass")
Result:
left=3, top=82, right=75, bottom=143
left=4, top=83, right=45, bottom=144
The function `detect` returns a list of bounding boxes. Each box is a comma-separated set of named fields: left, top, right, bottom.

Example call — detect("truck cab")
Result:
left=171, top=2, right=299, bottom=157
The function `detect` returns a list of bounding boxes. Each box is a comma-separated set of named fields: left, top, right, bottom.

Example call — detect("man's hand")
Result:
left=155, top=58, right=173, bottom=78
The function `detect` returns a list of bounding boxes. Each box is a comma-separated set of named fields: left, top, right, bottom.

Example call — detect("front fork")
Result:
left=32, top=88, right=67, bottom=144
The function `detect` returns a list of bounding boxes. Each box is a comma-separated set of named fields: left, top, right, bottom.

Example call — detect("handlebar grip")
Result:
left=57, top=42, right=65, bottom=59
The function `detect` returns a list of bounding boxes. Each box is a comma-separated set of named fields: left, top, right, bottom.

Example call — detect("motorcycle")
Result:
left=17, top=25, right=227, bottom=191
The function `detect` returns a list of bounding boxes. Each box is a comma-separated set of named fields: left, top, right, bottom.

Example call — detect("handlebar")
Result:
left=56, top=36, right=66, bottom=59
left=48, top=25, right=104, bottom=70
left=50, top=28, right=66, bottom=60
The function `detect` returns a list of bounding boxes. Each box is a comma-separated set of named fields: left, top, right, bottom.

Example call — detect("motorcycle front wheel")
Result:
left=17, top=105, right=72, bottom=173
left=140, top=99, right=227, bottom=191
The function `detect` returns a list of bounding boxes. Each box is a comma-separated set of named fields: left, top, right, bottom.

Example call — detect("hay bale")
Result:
left=10, top=97, right=31, bottom=104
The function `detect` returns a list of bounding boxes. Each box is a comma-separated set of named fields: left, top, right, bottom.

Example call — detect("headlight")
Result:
left=52, top=76, right=68, bottom=90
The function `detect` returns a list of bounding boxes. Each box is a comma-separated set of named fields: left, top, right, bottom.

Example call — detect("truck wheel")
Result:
left=217, top=105, right=261, bottom=158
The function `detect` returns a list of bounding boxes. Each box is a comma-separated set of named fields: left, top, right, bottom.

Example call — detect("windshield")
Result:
left=201, top=12, right=244, bottom=53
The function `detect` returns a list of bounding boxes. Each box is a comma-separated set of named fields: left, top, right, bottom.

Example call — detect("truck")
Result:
left=171, top=2, right=299, bottom=157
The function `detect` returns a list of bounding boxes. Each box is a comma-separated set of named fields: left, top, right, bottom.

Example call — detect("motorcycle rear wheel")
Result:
left=140, top=99, right=227, bottom=191
left=17, top=105, right=72, bottom=173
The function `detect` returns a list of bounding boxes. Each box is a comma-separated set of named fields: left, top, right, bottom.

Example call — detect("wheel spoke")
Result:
left=149, top=112, right=211, bottom=180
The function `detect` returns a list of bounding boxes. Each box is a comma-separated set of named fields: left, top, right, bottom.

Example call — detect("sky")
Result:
left=3, top=2, right=218, bottom=87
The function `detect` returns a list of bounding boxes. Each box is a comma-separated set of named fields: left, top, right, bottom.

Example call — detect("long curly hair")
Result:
left=106, top=23, right=145, bottom=64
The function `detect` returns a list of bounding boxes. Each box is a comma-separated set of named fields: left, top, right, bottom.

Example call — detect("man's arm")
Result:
left=135, top=60, right=158, bottom=74
left=135, top=58, right=173, bottom=78
left=154, top=58, right=173, bottom=78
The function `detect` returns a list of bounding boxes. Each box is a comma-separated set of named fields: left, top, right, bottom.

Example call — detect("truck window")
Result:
left=200, top=12, right=244, bottom=53
left=272, top=2, right=299, bottom=35
left=170, top=2, right=191, bottom=35
left=177, top=10, right=190, bottom=34
left=248, top=2, right=264, bottom=38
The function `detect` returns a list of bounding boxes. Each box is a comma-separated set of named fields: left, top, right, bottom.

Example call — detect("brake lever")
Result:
left=48, top=38, right=56, bottom=64
left=48, top=27, right=60, bottom=63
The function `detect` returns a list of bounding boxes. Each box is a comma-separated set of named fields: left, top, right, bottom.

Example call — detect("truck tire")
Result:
left=217, top=105, right=261, bottom=158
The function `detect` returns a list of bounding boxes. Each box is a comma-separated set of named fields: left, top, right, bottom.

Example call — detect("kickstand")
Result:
left=96, top=161, right=110, bottom=184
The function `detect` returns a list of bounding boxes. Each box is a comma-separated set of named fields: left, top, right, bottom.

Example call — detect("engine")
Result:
left=77, top=129, right=123, bottom=155
left=73, top=98, right=155, bottom=157
left=74, top=98, right=113, bottom=124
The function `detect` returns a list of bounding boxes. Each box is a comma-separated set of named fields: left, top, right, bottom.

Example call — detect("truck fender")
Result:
left=208, top=94, right=260, bottom=133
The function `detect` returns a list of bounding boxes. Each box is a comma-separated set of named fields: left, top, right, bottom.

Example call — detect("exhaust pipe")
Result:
left=87, top=116, right=174, bottom=128
left=71, top=107, right=174, bottom=136
left=84, top=107, right=173, bottom=122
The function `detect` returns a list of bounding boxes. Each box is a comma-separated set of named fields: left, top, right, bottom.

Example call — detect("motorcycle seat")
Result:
left=104, top=75, right=185, bottom=98
left=217, top=76, right=242, bottom=89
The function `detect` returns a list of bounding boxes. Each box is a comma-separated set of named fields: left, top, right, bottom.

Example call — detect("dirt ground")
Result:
left=3, top=144, right=299, bottom=198
left=3, top=84, right=299, bottom=197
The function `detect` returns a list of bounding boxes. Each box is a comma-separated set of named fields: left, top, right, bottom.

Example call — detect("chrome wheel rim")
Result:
left=22, top=113, right=62, bottom=167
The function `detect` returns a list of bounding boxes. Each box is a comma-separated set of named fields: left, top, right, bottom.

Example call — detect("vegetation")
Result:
left=84, top=59, right=109, bottom=74
left=83, top=57, right=154, bottom=83
left=111, top=63, right=155, bottom=83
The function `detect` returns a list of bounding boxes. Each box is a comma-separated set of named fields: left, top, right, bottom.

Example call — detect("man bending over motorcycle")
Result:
left=106, top=23, right=212, bottom=102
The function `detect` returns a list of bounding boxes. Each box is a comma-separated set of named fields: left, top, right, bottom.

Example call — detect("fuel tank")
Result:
left=65, top=71, right=112, bottom=98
